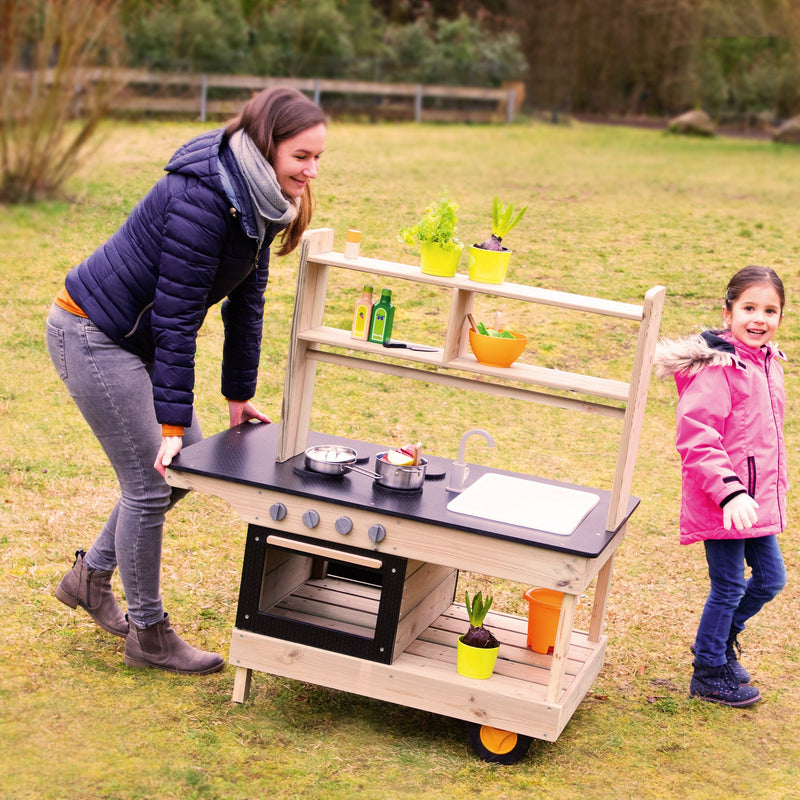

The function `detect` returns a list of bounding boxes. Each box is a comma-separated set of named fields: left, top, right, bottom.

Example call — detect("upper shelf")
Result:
left=308, top=250, right=646, bottom=321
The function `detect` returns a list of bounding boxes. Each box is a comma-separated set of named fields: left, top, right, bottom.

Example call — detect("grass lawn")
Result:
left=1, top=116, right=800, bottom=799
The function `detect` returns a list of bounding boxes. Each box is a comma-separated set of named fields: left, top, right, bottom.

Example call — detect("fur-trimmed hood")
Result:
left=653, top=329, right=786, bottom=379
left=654, top=330, right=740, bottom=379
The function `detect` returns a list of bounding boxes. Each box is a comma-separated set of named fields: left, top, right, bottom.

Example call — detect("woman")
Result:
left=47, top=87, right=327, bottom=674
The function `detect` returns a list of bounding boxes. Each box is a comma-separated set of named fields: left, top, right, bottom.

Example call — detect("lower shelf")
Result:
left=229, top=601, right=607, bottom=742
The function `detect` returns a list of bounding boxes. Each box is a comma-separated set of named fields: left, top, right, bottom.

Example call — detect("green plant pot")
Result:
left=468, top=245, right=511, bottom=284
left=420, top=242, right=463, bottom=277
left=456, top=635, right=500, bottom=679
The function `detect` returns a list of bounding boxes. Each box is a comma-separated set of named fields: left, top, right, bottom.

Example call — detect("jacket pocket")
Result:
left=747, top=455, right=756, bottom=497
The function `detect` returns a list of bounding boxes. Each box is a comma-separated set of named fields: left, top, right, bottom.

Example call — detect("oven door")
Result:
left=236, top=525, right=408, bottom=664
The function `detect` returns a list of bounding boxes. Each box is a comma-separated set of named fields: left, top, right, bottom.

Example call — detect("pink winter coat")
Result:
left=655, top=330, right=788, bottom=544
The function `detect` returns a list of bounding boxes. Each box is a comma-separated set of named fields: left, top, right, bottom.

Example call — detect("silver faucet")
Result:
left=446, top=428, right=495, bottom=493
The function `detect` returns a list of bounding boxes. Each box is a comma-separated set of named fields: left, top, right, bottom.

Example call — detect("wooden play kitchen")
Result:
left=166, top=228, right=665, bottom=763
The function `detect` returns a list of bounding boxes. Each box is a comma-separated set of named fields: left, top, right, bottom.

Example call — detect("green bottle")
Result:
left=368, top=289, right=395, bottom=344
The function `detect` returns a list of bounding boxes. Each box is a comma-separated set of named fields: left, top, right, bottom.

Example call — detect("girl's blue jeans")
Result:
left=46, top=305, right=203, bottom=628
left=694, top=534, right=786, bottom=667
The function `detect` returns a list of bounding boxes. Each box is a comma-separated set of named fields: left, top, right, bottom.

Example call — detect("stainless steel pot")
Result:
left=374, top=453, right=428, bottom=490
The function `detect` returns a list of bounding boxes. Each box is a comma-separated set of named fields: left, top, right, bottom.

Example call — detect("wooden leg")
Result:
left=546, top=592, right=578, bottom=704
left=588, top=552, right=616, bottom=643
left=232, top=666, right=252, bottom=704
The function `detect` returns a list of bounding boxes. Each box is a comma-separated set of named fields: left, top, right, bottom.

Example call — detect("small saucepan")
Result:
left=374, top=453, right=428, bottom=491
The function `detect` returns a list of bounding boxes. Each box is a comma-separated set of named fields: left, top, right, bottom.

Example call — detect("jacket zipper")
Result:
left=124, top=302, right=154, bottom=339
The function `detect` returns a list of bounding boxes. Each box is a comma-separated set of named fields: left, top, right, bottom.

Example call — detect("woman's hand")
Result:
left=228, top=399, right=271, bottom=428
left=723, top=494, right=759, bottom=530
left=154, top=436, right=183, bottom=478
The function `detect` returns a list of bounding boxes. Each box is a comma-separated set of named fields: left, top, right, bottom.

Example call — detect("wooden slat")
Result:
left=307, top=251, right=646, bottom=319
left=229, top=621, right=607, bottom=740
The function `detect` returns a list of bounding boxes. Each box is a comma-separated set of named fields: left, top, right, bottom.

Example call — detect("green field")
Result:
left=1, top=118, right=799, bottom=799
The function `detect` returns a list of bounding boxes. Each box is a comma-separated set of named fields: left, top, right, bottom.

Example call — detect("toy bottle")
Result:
left=351, top=284, right=373, bottom=340
left=368, top=289, right=394, bottom=344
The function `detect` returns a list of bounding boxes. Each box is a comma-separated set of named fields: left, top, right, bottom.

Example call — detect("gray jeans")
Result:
left=46, top=304, right=203, bottom=627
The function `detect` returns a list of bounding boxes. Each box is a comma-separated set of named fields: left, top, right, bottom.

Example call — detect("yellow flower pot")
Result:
left=456, top=635, right=500, bottom=679
left=420, top=242, right=463, bottom=277
left=468, top=245, right=511, bottom=284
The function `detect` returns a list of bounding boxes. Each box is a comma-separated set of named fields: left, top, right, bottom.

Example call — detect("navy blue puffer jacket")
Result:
left=65, top=129, right=278, bottom=429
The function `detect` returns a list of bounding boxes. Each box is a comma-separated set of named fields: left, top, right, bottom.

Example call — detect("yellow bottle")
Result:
left=351, top=284, right=373, bottom=340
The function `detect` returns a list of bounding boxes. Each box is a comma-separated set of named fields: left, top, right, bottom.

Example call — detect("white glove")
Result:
left=723, top=494, right=759, bottom=531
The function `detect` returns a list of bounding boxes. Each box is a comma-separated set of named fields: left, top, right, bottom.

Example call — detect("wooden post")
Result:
left=414, top=85, right=423, bottom=122
left=506, top=88, right=516, bottom=123
left=200, top=73, right=207, bottom=122
left=605, top=286, right=665, bottom=531
left=277, top=228, right=335, bottom=462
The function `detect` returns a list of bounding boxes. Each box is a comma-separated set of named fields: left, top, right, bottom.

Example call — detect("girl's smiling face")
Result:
left=722, top=282, right=783, bottom=348
left=271, top=122, right=326, bottom=199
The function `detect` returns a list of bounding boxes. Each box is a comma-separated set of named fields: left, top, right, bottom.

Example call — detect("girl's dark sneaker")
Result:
left=689, top=661, right=761, bottom=707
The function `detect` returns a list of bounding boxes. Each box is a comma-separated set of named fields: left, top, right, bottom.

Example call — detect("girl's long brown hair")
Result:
left=225, top=87, right=327, bottom=256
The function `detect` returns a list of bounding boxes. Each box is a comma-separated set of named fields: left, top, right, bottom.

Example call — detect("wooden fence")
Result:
left=110, top=70, right=523, bottom=123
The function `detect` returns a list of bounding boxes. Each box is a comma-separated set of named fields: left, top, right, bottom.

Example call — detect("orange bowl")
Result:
left=468, top=328, right=527, bottom=367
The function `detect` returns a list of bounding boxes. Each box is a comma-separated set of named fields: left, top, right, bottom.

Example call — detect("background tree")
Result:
left=508, top=0, right=800, bottom=119
left=0, top=0, right=123, bottom=202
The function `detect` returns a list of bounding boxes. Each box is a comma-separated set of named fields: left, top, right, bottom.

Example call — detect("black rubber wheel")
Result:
left=467, top=723, right=533, bottom=764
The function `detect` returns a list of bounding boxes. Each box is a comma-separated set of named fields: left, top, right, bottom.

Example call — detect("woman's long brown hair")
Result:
left=225, top=87, right=327, bottom=255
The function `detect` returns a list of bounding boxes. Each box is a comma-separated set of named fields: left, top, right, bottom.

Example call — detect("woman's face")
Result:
left=722, top=282, right=783, bottom=348
left=272, top=122, right=327, bottom=199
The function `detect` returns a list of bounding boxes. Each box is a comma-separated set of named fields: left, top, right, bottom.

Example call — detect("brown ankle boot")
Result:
left=124, top=613, right=225, bottom=675
left=55, top=549, right=129, bottom=638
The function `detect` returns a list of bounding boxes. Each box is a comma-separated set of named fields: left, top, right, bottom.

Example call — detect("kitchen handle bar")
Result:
left=266, top=535, right=383, bottom=570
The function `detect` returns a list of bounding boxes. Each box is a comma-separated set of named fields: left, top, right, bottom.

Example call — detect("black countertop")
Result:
left=169, top=421, right=638, bottom=558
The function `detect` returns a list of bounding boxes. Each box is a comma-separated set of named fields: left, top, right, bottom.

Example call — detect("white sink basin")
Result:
left=446, top=473, right=600, bottom=536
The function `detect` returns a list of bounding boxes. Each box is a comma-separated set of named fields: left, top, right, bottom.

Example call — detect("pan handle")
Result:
left=344, top=463, right=381, bottom=479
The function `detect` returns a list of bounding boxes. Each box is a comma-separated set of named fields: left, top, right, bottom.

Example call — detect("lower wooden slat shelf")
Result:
left=229, top=600, right=607, bottom=742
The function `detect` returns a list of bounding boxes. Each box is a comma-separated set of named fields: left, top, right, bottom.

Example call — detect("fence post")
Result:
left=414, top=85, right=423, bottom=122
left=506, top=88, right=516, bottom=123
left=200, top=74, right=208, bottom=122
left=313, top=78, right=321, bottom=105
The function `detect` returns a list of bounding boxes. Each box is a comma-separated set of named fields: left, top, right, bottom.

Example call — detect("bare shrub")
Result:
left=0, top=0, right=123, bottom=203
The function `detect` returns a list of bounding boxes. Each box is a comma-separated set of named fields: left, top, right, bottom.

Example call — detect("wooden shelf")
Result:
left=306, top=250, right=645, bottom=320
left=230, top=602, right=607, bottom=742
left=298, top=324, right=630, bottom=405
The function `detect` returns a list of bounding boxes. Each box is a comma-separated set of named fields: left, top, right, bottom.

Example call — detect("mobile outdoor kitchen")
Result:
left=166, top=228, right=664, bottom=764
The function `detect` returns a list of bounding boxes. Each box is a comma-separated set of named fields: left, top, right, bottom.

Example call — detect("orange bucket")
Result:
left=523, top=588, right=564, bottom=654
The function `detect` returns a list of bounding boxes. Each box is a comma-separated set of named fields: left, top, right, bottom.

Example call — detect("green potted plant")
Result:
left=468, top=196, right=527, bottom=284
left=400, top=198, right=463, bottom=277
left=456, top=590, right=500, bottom=679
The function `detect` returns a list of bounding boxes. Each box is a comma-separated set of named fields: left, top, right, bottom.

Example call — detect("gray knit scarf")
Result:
left=228, top=129, right=297, bottom=244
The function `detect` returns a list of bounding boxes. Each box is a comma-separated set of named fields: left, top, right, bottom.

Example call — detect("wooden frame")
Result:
left=170, top=228, right=664, bottom=744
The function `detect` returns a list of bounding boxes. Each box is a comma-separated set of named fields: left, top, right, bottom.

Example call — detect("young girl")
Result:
left=655, top=266, right=788, bottom=706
